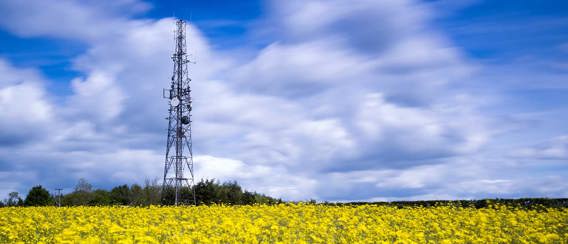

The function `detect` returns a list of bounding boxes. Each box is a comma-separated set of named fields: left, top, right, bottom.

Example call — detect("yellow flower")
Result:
left=0, top=204, right=566, bottom=243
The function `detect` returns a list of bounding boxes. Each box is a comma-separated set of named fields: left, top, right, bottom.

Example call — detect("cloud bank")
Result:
left=0, top=0, right=566, bottom=200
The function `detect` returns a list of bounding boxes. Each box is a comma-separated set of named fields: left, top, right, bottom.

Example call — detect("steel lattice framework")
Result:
left=162, top=19, right=196, bottom=205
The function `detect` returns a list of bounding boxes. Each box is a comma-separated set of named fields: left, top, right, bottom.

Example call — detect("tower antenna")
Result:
left=162, top=18, right=196, bottom=205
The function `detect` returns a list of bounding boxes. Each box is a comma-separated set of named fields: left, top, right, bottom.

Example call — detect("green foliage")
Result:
left=193, top=179, right=219, bottom=204
left=11, top=178, right=279, bottom=207
left=321, top=198, right=568, bottom=209
left=2, top=178, right=283, bottom=207
left=110, top=185, right=130, bottom=205
left=24, top=185, right=52, bottom=206
left=58, top=179, right=161, bottom=206
left=62, top=191, right=92, bottom=206
left=3, top=179, right=568, bottom=209
left=89, top=189, right=112, bottom=205
left=5, top=192, right=23, bottom=206
left=167, top=179, right=281, bottom=206
left=142, top=179, right=161, bottom=205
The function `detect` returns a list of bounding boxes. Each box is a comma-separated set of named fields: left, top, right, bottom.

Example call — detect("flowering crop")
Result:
left=0, top=204, right=567, bottom=243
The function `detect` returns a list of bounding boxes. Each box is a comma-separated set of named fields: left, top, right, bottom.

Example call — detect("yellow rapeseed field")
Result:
left=0, top=204, right=567, bottom=243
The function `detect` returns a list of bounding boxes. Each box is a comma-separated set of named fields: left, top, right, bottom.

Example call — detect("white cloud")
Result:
left=233, top=40, right=374, bottom=97
left=0, top=0, right=149, bottom=42
left=512, top=135, right=568, bottom=160
left=0, top=60, right=56, bottom=145
left=0, top=0, right=565, bottom=201
left=195, top=155, right=317, bottom=199
left=68, top=72, right=125, bottom=122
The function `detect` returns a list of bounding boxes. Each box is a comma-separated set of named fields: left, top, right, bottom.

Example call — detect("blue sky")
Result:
left=0, top=0, right=567, bottom=201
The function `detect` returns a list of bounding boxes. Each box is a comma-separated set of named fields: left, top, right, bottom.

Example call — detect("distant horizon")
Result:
left=0, top=0, right=567, bottom=201
left=6, top=179, right=568, bottom=203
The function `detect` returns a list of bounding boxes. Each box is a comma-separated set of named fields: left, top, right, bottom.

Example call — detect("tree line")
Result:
left=0, top=178, right=282, bottom=207
left=3, top=179, right=566, bottom=208
left=321, top=198, right=568, bottom=209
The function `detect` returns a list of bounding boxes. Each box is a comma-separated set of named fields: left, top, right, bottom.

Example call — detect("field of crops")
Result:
left=1, top=204, right=567, bottom=243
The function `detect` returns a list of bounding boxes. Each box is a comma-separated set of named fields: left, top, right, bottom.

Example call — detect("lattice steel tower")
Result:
left=162, top=19, right=196, bottom=205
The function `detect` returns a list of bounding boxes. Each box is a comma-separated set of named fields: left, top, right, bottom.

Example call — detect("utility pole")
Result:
left=55, top=188, right=62, bottom=207
left=161, top=19, right=196, bottom=205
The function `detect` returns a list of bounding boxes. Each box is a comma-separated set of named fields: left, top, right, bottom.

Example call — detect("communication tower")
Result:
left=162, top=19, right=196, bottom=205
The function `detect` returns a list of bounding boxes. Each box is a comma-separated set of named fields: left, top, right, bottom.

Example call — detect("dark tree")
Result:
left=7, top=192, right=23, bottom=206
left=223, top=181, right=243, bottom=204
left=63, top=191, right=92, bottom=206
left=143, top=179, right=161, bottom=205
left=14, top=179, right=281, bottom=207
left=89, top=189, right=111, bottom=206
left=190, top=179, right=279, bottom=206
left=242, top=191, right=256, bottom=205
left=194, top=179, right=219, bottom=204
left=130, top=184, right=144, bottom=206
left=62, top=179, right=96, bottom=205
left=161, top=186, right=175, bottom=205
left=110, top=185, right=131, bottom=205
left=24, top=185, right=52, bottom=206
left=74, top=178, right=93, bottom=193
left=179, top=186, right=195, bottom=205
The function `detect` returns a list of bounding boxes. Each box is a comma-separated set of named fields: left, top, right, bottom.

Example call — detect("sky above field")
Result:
left=0, top=0, right=567, bottom=201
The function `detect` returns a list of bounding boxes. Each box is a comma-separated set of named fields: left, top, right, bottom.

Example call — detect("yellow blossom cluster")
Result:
left=0, top=204, right=567, bottom=243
